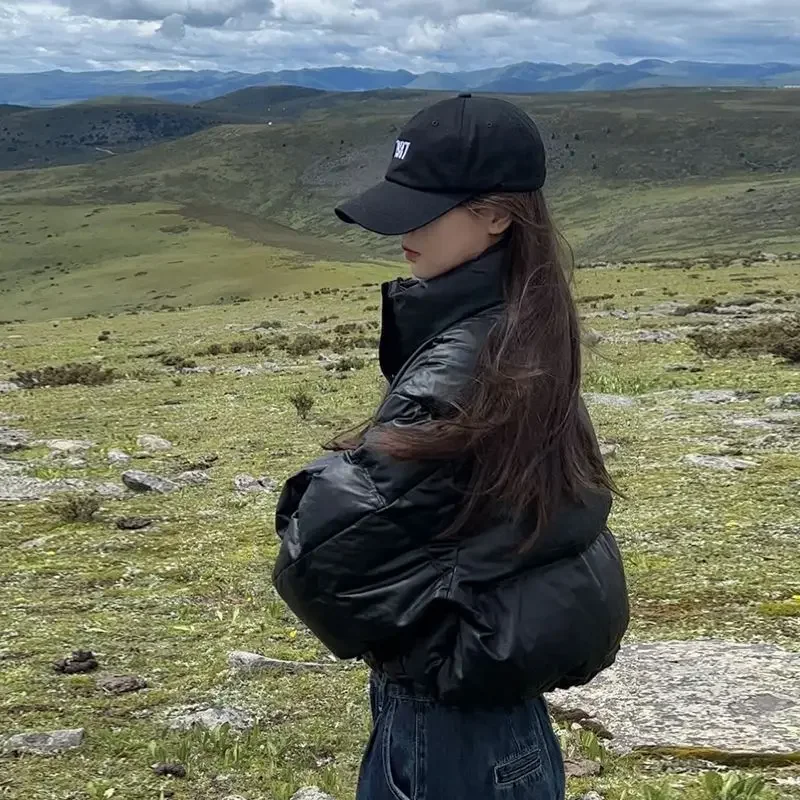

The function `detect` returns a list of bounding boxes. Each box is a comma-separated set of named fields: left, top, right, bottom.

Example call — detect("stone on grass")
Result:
left=564, top=758, right=603, bottom=778
left=234, top=474, right=277, bottom=493
left=41, top=439, right=93, bottom=454
left=599, top=444, right=618, bottom=460
left=684, top=390, right=751, bottom=405
left=664, top=363, right=703, bottom=373
left=107, top=449, right=131, bottom=464
left=61, top=456, right=88, bottom=469
left=291, top=789, right=336, bottom=800
left=96, top=674, right=147, bottom=695
left=1, top=728, right=84, bottom=755
left=547, top=641, right=800, bottom=757
left=0, top=428, right=31, bottom=453
left=167, top=706, right=254, bottom=732
left=177, top=470, right=210, bottom=486
left=575, top=793, right=604, bottom=800
left=228, top=651, right=333, bottom=674
left=0, top=476, right=125, bottom=502
left=0, top=381, right=20, bottom=394
left=20, top=536, right=52, bottom=550
left=136, top=434, right=173, bottom=452
left=682, top=454, right=756, bottom=471
left=0, top=458, right=25, bottom=475
left=582, top=394, right=637, bottom=408
left=122, top=470, right=179, bottom=494
left=767, top=394, right=800, bottom=410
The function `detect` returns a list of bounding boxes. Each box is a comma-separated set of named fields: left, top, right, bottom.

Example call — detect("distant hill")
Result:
left=0, top=100, right=259, bottom=170
left=2, top=87, right=799, bottom=263
left=2, top=61, right=800, bottom=106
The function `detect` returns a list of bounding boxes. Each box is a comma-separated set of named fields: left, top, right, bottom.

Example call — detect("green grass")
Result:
left=1, top=256, right=799, bottom=799
left=0, top=203, right=394, bottom=322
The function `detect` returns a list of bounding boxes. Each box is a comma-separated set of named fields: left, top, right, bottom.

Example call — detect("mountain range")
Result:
left=2, top=60, right=800, bottom=106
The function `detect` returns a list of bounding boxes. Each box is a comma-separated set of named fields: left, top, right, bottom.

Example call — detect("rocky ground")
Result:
left=1, top=257, right=798, bottom=800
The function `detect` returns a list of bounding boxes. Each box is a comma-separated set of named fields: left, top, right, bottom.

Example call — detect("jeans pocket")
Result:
left=382, top=697, right=424, bottom=800
left=493, top=745, right=543, bottom=788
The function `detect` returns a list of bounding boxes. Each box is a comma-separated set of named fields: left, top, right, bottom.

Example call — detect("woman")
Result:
left=274, top=93, right=629, bottom=800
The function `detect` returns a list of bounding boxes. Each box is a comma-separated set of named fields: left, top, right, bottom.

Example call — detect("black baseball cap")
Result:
left=334, top=93, right=546, bottom=236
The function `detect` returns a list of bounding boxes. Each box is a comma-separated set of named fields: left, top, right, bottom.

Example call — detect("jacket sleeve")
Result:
left=272, top=347, right=472, bottom=660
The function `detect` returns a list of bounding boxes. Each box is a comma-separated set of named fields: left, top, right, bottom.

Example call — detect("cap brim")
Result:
left=335, top=180, right=472, bottom=235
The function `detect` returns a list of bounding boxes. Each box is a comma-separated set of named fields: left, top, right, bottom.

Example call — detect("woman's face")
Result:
left=400, top=205, right=510, bottom=280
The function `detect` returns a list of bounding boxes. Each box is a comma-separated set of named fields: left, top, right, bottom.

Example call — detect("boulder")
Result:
left=1, top=728, right=84, bottom=755
left=767, top=394, right=800, bottom=410
left=107, top=449, right=131, bottom=464
left=228, top=651, right=334, bottom=674
left=136, top=434, right=173, bottom=452
left=0, top=428, right=31, bottom=453
left=176, top=470, right=210, bottom=486
left=96, top=675, right=147, bottom=695
left=121, top=470, right=179, bottom=494
left=41, top=439, right=93, bottom=454
left=582, top=394, right=637, bottom=408
left=233, top=474, right=277, bottom=493
left=167, top=706, right=255, bottom=732
left=548, top=641, right=800, bottom=758
left=682, top=454, right=756, bottom=471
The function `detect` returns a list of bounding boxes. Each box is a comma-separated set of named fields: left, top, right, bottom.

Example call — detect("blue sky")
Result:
left=1, top=0, right=798, bottom=73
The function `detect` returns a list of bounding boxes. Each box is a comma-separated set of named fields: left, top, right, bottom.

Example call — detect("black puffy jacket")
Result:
left=273, top=242, right=629, bottom=707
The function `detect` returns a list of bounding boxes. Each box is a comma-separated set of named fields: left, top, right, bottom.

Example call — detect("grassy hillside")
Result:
left=0, top=100, right=257, bottom=170
left=2, top=89, right=799, bottom=253
left=0, top=203, right=392, bottom=322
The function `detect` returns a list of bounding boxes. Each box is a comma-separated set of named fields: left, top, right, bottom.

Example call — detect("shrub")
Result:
left=286, top=333, right=328, bottom=357
left=45, top=493, right=101, bottom=523
left=259, top=320, right=283, bottom=330
left=289, top=388, right=315, bottom=419
left=326, top=356, right=366, bottom=372
left=702, top=772, right=768, bottom=800
left=688, top=316, right=800, bottom=363
left=160, top=353, right=197, bottom=370
left=13, top=362, right=116, bottom=389
left=228, top=337, right=269, bottom=355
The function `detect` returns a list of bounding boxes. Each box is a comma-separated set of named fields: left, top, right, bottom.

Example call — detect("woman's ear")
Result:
left=487, top=210, right=512, bottom=235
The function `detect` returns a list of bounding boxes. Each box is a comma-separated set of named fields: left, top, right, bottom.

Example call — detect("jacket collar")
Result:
left=379, top=239, right=508, bottom=382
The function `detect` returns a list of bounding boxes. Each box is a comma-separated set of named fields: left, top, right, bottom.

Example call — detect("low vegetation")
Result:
left=688, top=315, right=800, bottom=362
left=12, top=361, right=115, bottom=389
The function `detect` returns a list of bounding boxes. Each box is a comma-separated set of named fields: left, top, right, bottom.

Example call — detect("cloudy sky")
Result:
left=1, top=0, right=799, bottom=74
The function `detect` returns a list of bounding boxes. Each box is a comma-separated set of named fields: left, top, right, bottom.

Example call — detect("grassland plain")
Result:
left=1, top=255, right=799, bottom=800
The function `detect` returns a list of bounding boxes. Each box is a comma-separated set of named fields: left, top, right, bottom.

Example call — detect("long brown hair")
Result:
left=336, top=191, right=616, bottom=544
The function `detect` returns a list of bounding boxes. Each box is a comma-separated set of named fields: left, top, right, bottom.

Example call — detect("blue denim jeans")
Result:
left=356, top=672, right=566, bottom=800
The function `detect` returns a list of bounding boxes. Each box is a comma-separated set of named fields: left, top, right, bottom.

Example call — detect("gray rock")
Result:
left=685, top=390, right=751, bottom=405
left=548, top=641, right=800, bottom=756
left=167, top=706, right=254, bottom=732
left=177, top=470, right=210, bottom=486
left=582, top=394, right=637, bottom=408
left=40, top=439, right=93, bottom=454
left=233, top=474, right=277, bottom=493
left=228, top=651, right=333, bottom=674
left=0, top=413, right=24, bottom=423
left=1, top=728, right=84, bottom=755
left=0, top=458, right=25, bottom=475
left=0, top=427, right=31, bottom=453
left=728, top=416, right=778, bottom=431
left=136, top=434, right=173, bottom=452
left=20, top=536, right=52, bottom=550
left=564, top=758, right=603, bottom=778
left=575, top=793, right=604, bottom=800
left=96, top=674, right=147, bottom=695
left=600, top=444, right=618, bottom=460
left=122, top=470, right=179, bottom=494
left=767, top=394, right=800, bottom=410
left=0, top=381, right=20, bottom=393
left=682, top=454, right=756, bottom=471
left=107, top=449, right=131, bottom=465
left=62, top=456, right=89, bottom=469
left=291, top=789, right=336, bottom=800
left=0, top=476, right=125, bottom=502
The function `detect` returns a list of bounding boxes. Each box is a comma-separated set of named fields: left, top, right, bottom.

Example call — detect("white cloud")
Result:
left=157, top=12, right=185, bottom=39
left=0, top=0, right=798, bottom=74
